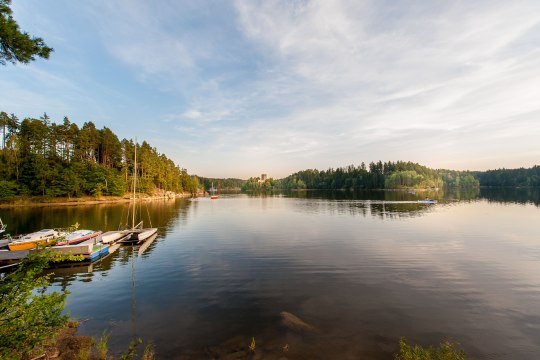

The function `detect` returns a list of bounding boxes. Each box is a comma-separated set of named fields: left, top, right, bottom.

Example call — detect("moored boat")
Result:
left=120, top=221, right=158, bottom=244
left=209, top=181, right=218, bottom=199
left=418, top=199, right=437, bottom=204
left=50, top=237, right=109, bottom=262
left=56, top=230, right=102, bottom=246
left=101, top=230, right=130, bottom=244
left=8, top=229, right=65, bottom=251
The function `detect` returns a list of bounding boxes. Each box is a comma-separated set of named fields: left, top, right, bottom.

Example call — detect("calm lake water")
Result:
left=1, top=189, right=539, bottom=359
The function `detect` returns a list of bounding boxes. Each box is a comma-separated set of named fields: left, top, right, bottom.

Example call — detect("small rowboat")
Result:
left=56, top=230, right=102, bottom=246
left=418, top=199, right=437, bottom=204
left=101, top=230, right=130, bottom=244
left=8, top=229, right=65, bottom=251
left=210, top=195, right=219, bottom=200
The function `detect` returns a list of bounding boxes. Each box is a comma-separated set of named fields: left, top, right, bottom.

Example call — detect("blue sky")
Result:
left=2, top=0, right=540, bottom=178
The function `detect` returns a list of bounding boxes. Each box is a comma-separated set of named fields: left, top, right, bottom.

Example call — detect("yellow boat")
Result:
left=8, top=229, right=65, bottom=251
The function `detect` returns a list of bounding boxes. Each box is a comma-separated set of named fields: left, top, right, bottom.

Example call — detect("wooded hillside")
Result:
left=0, top=111, right=200, bottom=200
left=262, top=161, right=479, bottom=191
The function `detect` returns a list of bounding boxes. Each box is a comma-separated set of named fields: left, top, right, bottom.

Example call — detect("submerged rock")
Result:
left=280, top=311, right=315, bottom=332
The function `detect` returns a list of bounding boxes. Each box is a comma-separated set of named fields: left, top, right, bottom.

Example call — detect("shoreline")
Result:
left=0, top=193, right=196, bottom=208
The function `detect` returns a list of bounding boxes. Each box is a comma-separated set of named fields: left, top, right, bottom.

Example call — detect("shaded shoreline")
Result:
left=0, top=193, right=195, bottom=208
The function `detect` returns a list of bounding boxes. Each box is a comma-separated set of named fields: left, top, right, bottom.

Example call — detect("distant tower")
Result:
left=261, top=173, right=267, bottom=181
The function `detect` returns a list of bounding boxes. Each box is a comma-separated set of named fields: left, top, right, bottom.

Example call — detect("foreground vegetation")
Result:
left=0, top=249, right=80, bottom=359
left=0, top=111, right=201, bottom=201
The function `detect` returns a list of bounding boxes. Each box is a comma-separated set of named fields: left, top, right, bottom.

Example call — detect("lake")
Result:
left=1, top=189, right=539, bottom=359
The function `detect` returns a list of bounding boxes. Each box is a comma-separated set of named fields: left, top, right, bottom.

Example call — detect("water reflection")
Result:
left=2, top=191, right=540, bottom=359
left=480, top=187, right=540, bottom=206
left=0, top=198, right=191, bottom=237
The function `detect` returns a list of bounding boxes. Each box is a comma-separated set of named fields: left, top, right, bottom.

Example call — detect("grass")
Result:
left=395, top=338, right=467, bottom=360
left=95, top=330, right=110, bottom=360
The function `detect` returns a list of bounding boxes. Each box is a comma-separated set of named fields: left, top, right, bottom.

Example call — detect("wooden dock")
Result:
left=0, top=244, right=109, bottom=269
left=0, top=231, right=149, bottom=270
left=0, top=250, right=29, bottom=269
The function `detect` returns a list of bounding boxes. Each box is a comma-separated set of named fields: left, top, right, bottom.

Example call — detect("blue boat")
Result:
left=87, top=244, right=109, bottom=262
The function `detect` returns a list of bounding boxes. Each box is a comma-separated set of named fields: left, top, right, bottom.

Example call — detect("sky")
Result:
left=2, top=0, right=540, bottom=179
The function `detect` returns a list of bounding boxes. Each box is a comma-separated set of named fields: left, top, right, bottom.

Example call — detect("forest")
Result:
left=0, top=111, right=201, bottom=200
left=1, top=111, right=536, bottom=200
left=243, top=161, right=480, bottom=191
left=473, top=166, right=540, bottom=187
left=197, top=177, right=245, bottom=191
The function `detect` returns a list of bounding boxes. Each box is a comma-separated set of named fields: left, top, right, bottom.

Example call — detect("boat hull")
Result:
left=56, top=231, right=101, bottom=246
left=8, top=238, right=54, bottom=251
left=138, top=228, right=158, bottom=242
left=120, top=228, right=158, bottom=244
left=101, top=231, right=129, bottom=244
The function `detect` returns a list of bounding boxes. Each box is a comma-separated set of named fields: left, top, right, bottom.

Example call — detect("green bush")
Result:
left=0, top=249, right=81, bottom=359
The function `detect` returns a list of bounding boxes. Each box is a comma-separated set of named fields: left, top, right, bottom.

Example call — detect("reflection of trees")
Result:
left=444, top=187, right=480, bottom=201
left=480, top=187, right=540, bottom=206
left=0, top=198, right=192, bottom=237
left=294, top=200, right=436, bottom=219
left=26, top=198, right=193, bottom=282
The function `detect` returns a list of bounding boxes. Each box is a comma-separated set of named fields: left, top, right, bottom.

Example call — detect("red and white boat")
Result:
left=56, top=230, right=102, bottom=246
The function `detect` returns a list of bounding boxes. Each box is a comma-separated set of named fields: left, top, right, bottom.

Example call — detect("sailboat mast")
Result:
left=132, top=142, right=137, bottom=229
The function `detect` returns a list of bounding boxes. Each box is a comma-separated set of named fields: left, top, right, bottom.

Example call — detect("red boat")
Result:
left=56, top=230, right=102, bottom=246
left=210, top=195, right=219, bottom=200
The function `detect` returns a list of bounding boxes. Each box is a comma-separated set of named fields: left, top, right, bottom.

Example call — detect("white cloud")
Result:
left=5, top=0, right=540, bottom=178
left=221, top=0, right=540, bottom=175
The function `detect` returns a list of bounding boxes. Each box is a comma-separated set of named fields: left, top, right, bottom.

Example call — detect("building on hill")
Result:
left=259, top=174, right=268, bottom=183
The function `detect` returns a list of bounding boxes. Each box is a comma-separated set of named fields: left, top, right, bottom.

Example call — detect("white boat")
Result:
left=8, top=229, right=65, bottom=251
left=101, top=230, right=130, bottom=244
left=418, top=199, right=437, bottom=204
left=120, top=221, right=158, bottom=244
left=138, top=233, right=158, bottom=256
left=56, top=230, right=101, bottom=246
left=137, top=227, right=158, bottom=241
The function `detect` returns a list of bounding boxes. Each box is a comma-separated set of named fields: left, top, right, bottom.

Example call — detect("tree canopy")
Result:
left=0, top=0, right=53, bottom=65
left=273, top=161, right=476, bottom=191
left=0, top=111, right=201, bottom=200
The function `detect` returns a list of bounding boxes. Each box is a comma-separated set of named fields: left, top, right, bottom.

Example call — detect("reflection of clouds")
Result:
left=43, top=194, right=540, bottom=358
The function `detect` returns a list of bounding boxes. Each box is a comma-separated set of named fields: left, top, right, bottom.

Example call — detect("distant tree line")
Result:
left=197, top=177, right=245, bottom=191
left=473, top=166, right=540, bottom=187
left=0, top=111, right=201, bottom=200
left=269, top=161, right=479, bottom=191
left=199, top=163, right=540, bottom=193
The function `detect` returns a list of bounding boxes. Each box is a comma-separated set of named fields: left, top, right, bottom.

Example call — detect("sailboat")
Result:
left=120, top=142, right=158, bottom=244
left=210, top=182, right=219, bottom=200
